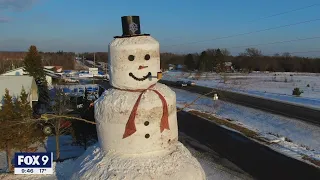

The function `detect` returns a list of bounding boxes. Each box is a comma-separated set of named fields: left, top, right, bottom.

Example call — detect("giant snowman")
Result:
left=71, top=16, right=205, bottom=180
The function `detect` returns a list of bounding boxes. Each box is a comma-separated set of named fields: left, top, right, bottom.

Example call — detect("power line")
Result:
left=225, top=36, right=320, bottom=49
left=257, top=49, right=320, bottom=56
left=159, top=3, right=319, bottom=41
left=279, top=50, right=320, bottom=55
left=163, top=18, right=320, bottom=47
left=247, top=4, right=319, bottom=23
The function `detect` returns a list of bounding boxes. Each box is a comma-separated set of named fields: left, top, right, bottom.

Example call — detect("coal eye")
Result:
left=144, top=54, right=150, bottom=60
left=128, top=55, right=135, bottom=61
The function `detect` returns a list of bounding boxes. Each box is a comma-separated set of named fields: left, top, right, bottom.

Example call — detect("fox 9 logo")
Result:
left=14, top=152, right=53, bottom=168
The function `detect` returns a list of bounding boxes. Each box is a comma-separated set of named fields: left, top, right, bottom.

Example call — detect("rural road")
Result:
left=177, top=111, right=320, bottom=180
left=159, top=80, right=320, bottom=126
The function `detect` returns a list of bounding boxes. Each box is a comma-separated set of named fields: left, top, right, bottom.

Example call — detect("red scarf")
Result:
left=114, top=84, right=169, bottom=138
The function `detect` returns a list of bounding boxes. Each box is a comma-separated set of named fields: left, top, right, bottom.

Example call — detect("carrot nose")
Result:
left=138, top=65, right=148, bottom=70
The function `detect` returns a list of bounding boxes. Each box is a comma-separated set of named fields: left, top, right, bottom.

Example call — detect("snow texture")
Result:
left=109, top=36, right=160, bottom=89
left=179, top=132, right=253, bottom=180
left=172, top=87, right=320, bottom=163
left=163, top=71, right=320, bottom=109
left=94, top=83, right=178, bottom=154
left=70, top=142, right=206, bottom=180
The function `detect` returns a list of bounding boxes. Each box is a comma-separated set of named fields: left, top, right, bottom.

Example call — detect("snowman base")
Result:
left=70, top=142, right=206, bottom=180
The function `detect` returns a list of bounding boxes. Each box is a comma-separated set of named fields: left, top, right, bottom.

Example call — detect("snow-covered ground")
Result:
left=163, top=71, right=320, bottom=109
left=74, top=60, right=89, bottom=70
left=85, top=60, right=95, bottom=66
left=0, top=134, right=252, bottom=180
left=173, top=87, right=320, bottom=166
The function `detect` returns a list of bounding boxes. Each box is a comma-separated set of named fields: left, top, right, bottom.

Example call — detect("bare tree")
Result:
left=240, top=48, right=262, bottom=57
left=48, top=87, right=72, bottom=161
left=273, top=53, right=280, bottom=57
left=282, top=52, right=291, bottom=58
left=220, top=48, right=231, bottom=56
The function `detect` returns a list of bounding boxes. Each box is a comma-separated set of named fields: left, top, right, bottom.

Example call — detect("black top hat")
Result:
left=114, top=16, right=150, bottom=38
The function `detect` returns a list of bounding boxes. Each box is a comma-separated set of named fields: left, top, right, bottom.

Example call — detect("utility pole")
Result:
left=93, top=53, right=96, bottom=84
left=94, top=53, right=96, bottom=68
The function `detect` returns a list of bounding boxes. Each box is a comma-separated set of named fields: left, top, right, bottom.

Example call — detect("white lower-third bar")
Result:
left=14, top=168, right=53, bottom=174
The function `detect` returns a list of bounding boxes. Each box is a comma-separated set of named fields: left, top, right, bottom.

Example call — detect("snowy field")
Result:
left=0, top=135, right=252, bottom=180
left=173, top=87, right=320, bottom=166
left=163, top=71, right=320, bottom=109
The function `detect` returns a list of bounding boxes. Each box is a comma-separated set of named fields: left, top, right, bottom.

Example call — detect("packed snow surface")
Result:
left=163, top=71, right=320, bottom=109
left=70, top=142, right=205, bottom=180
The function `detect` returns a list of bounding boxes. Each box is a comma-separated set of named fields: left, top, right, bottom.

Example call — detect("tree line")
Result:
left=160, top=48, right=320, bottom=73
left=1, top=47, right=320, bottom=73
left=0, top=51, right=110, bottom=74
left=0, top=51, right=76, bottom=73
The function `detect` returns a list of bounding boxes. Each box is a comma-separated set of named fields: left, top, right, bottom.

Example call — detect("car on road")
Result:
left=187, top=81, right=196, bottom=86
left=176, top=81, right=188, bottom=87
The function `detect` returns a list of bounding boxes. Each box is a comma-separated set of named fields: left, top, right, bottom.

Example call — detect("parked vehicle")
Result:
left=176, top=81, right=188, bottom=87
left=39, top=119, right=72, bottom=136
left=34, top=112, right=72, bottom=136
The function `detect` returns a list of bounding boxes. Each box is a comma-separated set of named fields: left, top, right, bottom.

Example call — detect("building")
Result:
left=1, top=67, right=60, bottom=86
left=89, top=68, right=99, bottom=76
left=1, top=67, right=28, bottom=76
left=44, top=66, right=63, bottom=73
left=168, top=64, right=175, bottom=70
left=0, top=76, right=38, bottom=108
left=43, top=68, right=61, bottom=85
left=224, top=62, right=235, bottom=72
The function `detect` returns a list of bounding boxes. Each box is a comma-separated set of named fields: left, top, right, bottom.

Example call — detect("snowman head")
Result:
left=108, top=16, right=161, bottom=90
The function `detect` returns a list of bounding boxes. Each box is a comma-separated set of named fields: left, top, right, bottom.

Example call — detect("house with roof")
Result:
left=1, top=67, right=60, bottom=86
left=44, top=66, right=63, bottom=73
left=0, top=76, right=38, bottom=108
left=224, top=62, right=235, bottom=72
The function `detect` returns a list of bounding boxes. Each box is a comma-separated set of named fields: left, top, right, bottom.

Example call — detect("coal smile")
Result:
left=129, top=72, right=151, bottom=81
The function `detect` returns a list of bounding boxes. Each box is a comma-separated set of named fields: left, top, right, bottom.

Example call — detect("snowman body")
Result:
left=71, top=16, right=205, bottom=180
left=95, top=83, right=178, bottom=154
left=94, top=35, right=179, bottom=154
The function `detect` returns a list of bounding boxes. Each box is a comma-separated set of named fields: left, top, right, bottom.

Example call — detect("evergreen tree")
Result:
left=0, top=89, right=19, bottom=171
left=198, top=51, right=208, bottom=72
left=24, top=45, right=50, bottom=106
left=19, top=87, right=33, bottom=118
left=184, top=54, right=195, bottom=70
left=0, top=88, right=46, bottom=171
left=16, top=87, right=45, bottom=152
left=24, top=45, right=46, bottom=82
left=214, top=49, right=225, bottom=73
